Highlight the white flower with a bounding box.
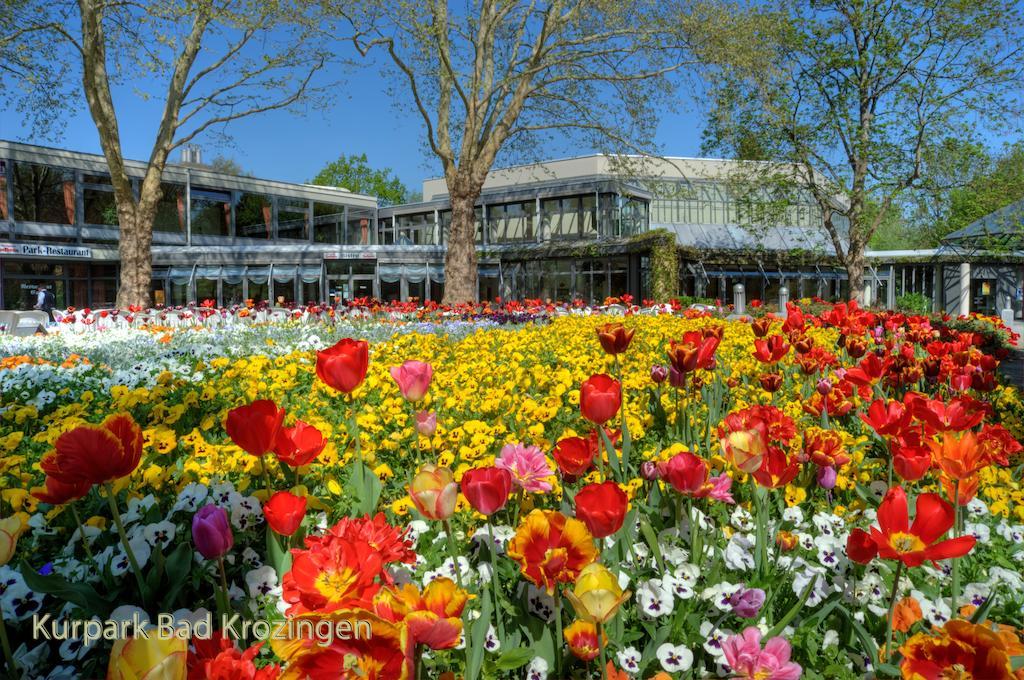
[724,533,756,571]
[987,566,1024,592]
[525,657,549,680]
[996,523,1024,543]
[484,625,501,653]
[823,630,840,648]
[962,583,992,608]
[229,493,263,531]
[814,535,843,570]
[109,537,152,577]
[636,578,675,617]
[142,521,176,548]
[657,642,694,672]
[790,559,832,607]
[965,497,988,517]
[661,544,690,567]
[122,495,157,524]
[109,605,150,627]
[700,620,732,659]
[912,590,952,627]
[701,582,740,611]
[964,522,990,544]
[245,565,281,599]
[730,506,754,531]
[172,482,209,514]
[521,583,555,622]
[782,506,805,527]
[405,520,431,544]
[616,647,642,673]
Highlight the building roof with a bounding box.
[659,221,836,254]
[943,198,1024,249]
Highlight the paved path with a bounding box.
[1000,349,1024,390]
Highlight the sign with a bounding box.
[0,242,92,259]
[323,251,377,261]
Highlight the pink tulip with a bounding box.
[390,360,434,402]
[415,411,437,436]
[495,443,554,493]
[722,627,802,680]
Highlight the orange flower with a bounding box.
[899,619,1024,680]
[929,431,987,480]
[373,578,469,650]
[891,596,923,633]
[41,413,142,488]
[604,661,630,680]
[506,510,598,593]
[565,620,605,662]
[596,323,635,355]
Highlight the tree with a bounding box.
[701,0,1024,301]
[944,142,1024,238]
[310,153,412,206]
[12,0,331,307]
[332,0,708,303]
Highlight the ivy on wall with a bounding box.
[647,230,678,301]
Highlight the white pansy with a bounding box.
[142,521,176,548]
[700,621,732,659]
[730,506,754,531]
[724,533,756,571]
[636,577,675,617]
[172,483,209,514]
[657,642,694,672]
[964,522,990,543]
[782,506,805,527]
[616,647,642,673]
[228,493,263,531]
[525,657,549,680]
[701,581,740,612]
[245,565,281,599]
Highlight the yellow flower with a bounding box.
[106,632,187,680]
[564,562,630,624]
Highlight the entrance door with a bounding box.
[971,279,996,316]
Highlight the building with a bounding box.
[0,139,929,311]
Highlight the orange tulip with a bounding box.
[507,509,598,593]
[596,323,635,355]
[929,431,987,481]
[565,620,605,662]
[373,577,469,650]
[891,596,923,633]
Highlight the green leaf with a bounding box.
[835,606,879,669]
[494,647,535,670]
[598,427,622,481]
[346,461,382,517]
[266,526,293,580]
[20,561,113,618]
[620,407,632,476]
[161,543,193,611]
[639,518,666,573]
[968,594,995,624]
[766,574,817,638]
[466,593,493,680]
[875,663,902,677]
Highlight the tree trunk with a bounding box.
[845,250,865,304]
[442,189,480,304]
[114,200,155,309]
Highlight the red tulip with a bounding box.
[909,396,987,433]
[225,400,285,457]
[892,443,931,481]
[32,475,91,505]
[845,486,976,567]
[752,335,790,364]
[316,338,369,393]
[574,481,628,538]
[660,452,709,496]
[40,413,143,488]
[597,323,635,355]
[552,437,596,479]
[750,316,772,338]
[859,399,911,438]
[758,373,783,393]
[579,374,621,425]
[666,332,719,375]
[461,467,513,516]
[274,420,326,467]
[263,491,307,536]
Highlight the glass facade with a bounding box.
[12,162,75,225]
[650,180,821,229]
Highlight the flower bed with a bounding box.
[0,301,1022,678]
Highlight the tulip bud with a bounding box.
[650,365,669,384]
[728,587,766,618]
[775,530,798,552]
[758,373,783,393]
[192,505,234,560]
[563,562,630,624]
[817,466,837,490]
[415,411,438,436]
[640,461,662,481]
[390,360,434,402]
[668,366,686,389]
[409,464,458,521]
[0,516,23,567]
[816,378,833,396]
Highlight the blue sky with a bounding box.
[0,57,707,195]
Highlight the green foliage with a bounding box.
[895,292,930,314]
[310,153,412,207]
[648,231,679,302]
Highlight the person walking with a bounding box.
[34,284,55,321]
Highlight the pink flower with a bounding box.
[708,475,735,504]
[390,360,433,402]
[495,443,554,493]
[722,627,801,680]
[415,411,437,436]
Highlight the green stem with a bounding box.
[884,561,904,665]
[104,483,148,609]
[597,621,608,679]
[442,519,470,655]
[218,556,231,615]
[951,486,960,616]
[486,517,505,640]
[553,589,564,678]
[70,502,96,564]
[0,607,17,678]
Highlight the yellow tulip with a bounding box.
[409,464,458,521]
[106,633,187,680]
[564,562,630,624]
[0,516,22,566]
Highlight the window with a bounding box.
[397,212,435,245]
[84,188,118,227]
[235,193,272,239]
[277,198,309,241]
[0,162,9,220]
[190,188,230,237]
[13,162,75,224]
[313,203,360,244]
[154,183,186,233]
[488,201,536,243]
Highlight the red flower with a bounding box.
[660,452,709,496]
[845,486,976,568]
[892,442,932,481]
[844,353,892,386]
[751,448,801,489]
[225,400,285,457]
[274,420,326,467]
[460,467,513,516]
[666,332,720,375]
[859,399,911,438]
[752,335,790,364]
[263,491,307,536]
[750,316,773,338]
[40,413,143,488]
[322,514,416,570]
[977,424,1024,466]
[552,437,596,479]
[597,323,635,355]
[316,338,370,393]
[758,373,783,393]
[580,374,621,425]
[31,475,91,505]
[574,481,628,538]
[909,395,987,433]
